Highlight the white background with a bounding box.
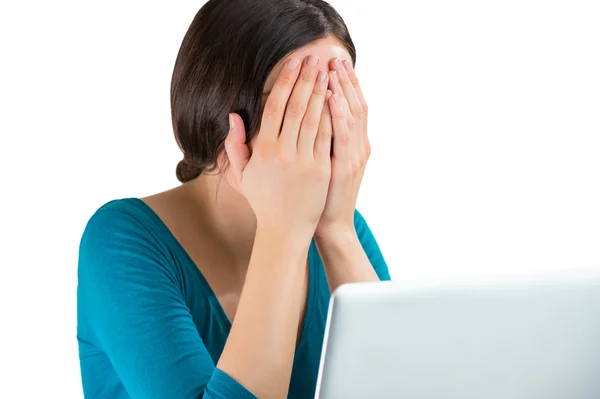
[1,0,599,397]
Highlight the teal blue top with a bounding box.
[77,198,390,398]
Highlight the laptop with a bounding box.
[314,269,600,399]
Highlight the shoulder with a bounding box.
[80,198,160,246]
[78,198,175,282]
[84,197,153,229]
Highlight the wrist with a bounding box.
[314,220,356,240]
[314,224,359,250]
[255,225,313,254]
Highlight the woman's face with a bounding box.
[247,35,352,154]
[261,35,354,108]
[222,35,353,193]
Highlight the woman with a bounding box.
[77,0,390,397]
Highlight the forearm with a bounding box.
[217,227,310,399]
[315,228,379,293]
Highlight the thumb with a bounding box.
[224,113,250,183]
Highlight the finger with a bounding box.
[224,113,250,183]
[330,58,363,123]
[343,59,369,138]
[328,69,354,128]
[314,89,334,161]
[334,93,361,166]
[329,93,352,163]
[279,55,321,154]
[342,60,368,113]
[257,57,301,146]
[298,70,329,159]
[328,75,355,136]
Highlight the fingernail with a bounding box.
[330,71,338,83]
[286,58,300,70]
[326,89,333,99]
[229,114,234,130]
[343,60,353,71]
[318,70,327,82]
[334,58,343,70]
[307,55,319,67]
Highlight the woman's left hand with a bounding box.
[314,58,370,238]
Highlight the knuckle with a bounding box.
[302,114,320,129]
[277,72,297,86]
[358,152,369,168]
[252,145,270,159]
[350,75,360,86]
[362,101,369,114]
[263,102,283,119]
[337,131,351,145]
[316,128,330,141]
[347,117,357,130]
[300,69,315,82]
[332,108,345,119]
[286,102,306,117]
[364,141,372,158]
[351,104,364,119]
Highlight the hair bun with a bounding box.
[176,158,203,183]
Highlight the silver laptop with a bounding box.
[314,269,600,399]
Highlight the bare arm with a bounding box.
[217,229,309,398]
[315,228,379,293]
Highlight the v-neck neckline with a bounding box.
[130,197,318,352]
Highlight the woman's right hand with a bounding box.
[225,55,333,236]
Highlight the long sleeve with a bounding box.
[354,209,391,281]
[77,208,257,399]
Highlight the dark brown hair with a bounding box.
[171,0,356,182]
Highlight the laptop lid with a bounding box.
[315,270,600,399]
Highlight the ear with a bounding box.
[224,113,250,184]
